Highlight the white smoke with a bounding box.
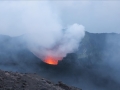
[29,23,85,60]
[0,1,85,61]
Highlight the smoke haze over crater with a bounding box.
[0,1,85,61]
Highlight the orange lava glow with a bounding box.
[44,56,62,65]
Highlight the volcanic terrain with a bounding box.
[0,69,81,90]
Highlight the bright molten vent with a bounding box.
[43,56,62,65]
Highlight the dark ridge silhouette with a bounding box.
[0,32,120,90]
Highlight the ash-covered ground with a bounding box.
[0,69,81,90]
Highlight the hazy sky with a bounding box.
[51,1,120,33]
[0,0,120,36]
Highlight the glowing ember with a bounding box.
[44,56,62,65]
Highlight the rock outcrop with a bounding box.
[0,69,81,90]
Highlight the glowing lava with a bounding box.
[44,56,62,65]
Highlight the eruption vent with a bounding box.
[44,56,62,65]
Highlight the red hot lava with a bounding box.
[43,56,62,65]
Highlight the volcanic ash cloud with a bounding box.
[28,23,85,65]
[23,2,85,64]
[0,1,85,64]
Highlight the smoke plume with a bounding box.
[28,23,85,62]
[0,1,85,62]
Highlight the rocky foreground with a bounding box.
[0,69,82,90]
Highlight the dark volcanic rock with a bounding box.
[0,69,81,90]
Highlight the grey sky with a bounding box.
[0,1,120,36]
[51,1,120,33]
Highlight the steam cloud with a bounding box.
[28,23,85,61]
[0,1,85,61]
